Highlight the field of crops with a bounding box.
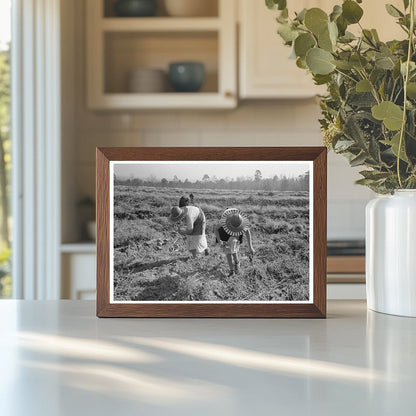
[113,185,310,302]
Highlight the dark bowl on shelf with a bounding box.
[168,62,205,93]
[114,0,158,17]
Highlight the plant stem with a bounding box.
[397,0,415,188]
[334,68,358,84]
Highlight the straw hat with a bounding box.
[221,208,249,236]
[169,206,185,222]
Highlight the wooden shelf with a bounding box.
[101,17,221,32]
[61,242,96,253]
[89,92,235,110]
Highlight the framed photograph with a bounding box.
[96,147,327,318]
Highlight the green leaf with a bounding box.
[296,57,308,69]
[403,0,410,10]
[342,0,363,24]
[350,54,368,70]
[348,92,377,107]
[294,33,316,58]
[334,140,355,151]
[355,178,377,186]
[362,29,376,46]
[378,78,386,100]
[372,101,404,130]
[277,23,298,43]
[350,152,367,167]
[385,4,404,18]
[360,170,392,181]
[371,29,380,42]
[296,8,307,23]
[384,132,409,162]
[328,21,338,44]
[336,15,348,36]
[356,79,372,92]
[313,74,332,85]
[266,0,287,11]
[375,55,395,70]
[306,48,335,75]
[401,61,416,76]
[344,114,367,147]
[333,60,353,70]
[304,8,329,35]
[330,5,342,22]
[407,82,416,99]
[339,31,356,43]
[369,136,382,163]
[318,27,334,52]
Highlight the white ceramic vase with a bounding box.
[366,190,416,317]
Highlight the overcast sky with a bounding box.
[113,161,310,181]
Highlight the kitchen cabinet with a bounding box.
[86,0,237,109]
[238,0,404,99]
[239,0,325,99]
[61,245,96,300]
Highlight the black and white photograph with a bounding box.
[110,161,313,303]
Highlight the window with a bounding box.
[0,0,11,298]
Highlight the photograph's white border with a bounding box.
[109,161,314,304]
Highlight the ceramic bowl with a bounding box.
[168,62,205,92]
[114,0,158,17]
[128,68,167,93]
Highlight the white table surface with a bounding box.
[0,300,415,416]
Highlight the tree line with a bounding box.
[115,170,309,192]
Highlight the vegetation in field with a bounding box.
[113,184,310,302]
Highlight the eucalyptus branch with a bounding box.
[267,0,416,192]
[334,68,358,84]
[390,79,398,101]
[359,69,381,104]
[397,0,415,188]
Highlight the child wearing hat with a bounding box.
[214,208,255,276]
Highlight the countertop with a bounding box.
[0,300,415,415]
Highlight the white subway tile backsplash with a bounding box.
[75,111,134,131]
[178,111,227,130]
[199,129,257,146]
[132,112,180,130]
[142,130,200,147]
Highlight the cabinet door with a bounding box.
[239,0,325,99]
[239,0,404,99]
[62,253,96,300]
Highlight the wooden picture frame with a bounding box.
[96,147,327,318]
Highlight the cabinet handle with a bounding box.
[225,91,234,99]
